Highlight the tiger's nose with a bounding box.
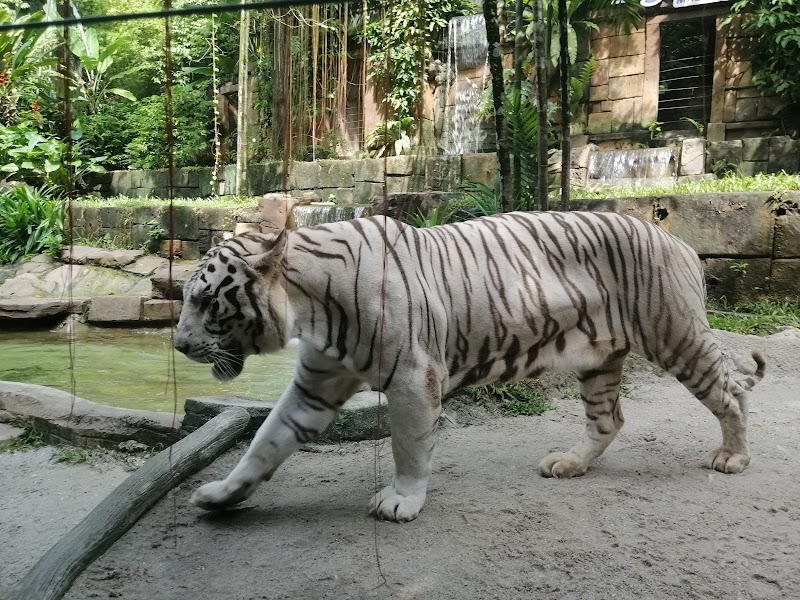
[174,337,190,354]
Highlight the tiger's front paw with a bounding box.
[539,452,589,479]
[190,479,257,511]
[710,448,750,474]
[368,486,426,522]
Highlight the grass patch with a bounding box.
[572,173,800,200]
[465,382,550,417]
[708,299,800,335]
[0,427,45,453]
[76,194,260,209]
[51,446,96,464]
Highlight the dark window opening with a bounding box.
[657,18,716,132]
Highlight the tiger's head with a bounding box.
[173,230,288,381]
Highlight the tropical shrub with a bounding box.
[0,184,64,264]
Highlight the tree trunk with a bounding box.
[8,408,251,600]
[235,4,251,197]
[483,0,513,214]
[559,0,570,211]
[532,0,549,210]
[512,0,524,209]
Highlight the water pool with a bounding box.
[0,328,298,412]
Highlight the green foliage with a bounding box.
[466,382,550,417]
[124,86,213,169]
[0,184,64,264]
[571,172,800,200]
[725,0,800,109]
[729,262,749,277]
[0,426,45,453]
[410,206,446,228]
[365,117,415,158]
[0,121,106,191]
[363,0,473,118]
[708,299,800,336]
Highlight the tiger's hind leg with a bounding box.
[661,336,752,474]
[540,356,626,479]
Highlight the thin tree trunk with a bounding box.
[532,0,549,211]
[235,4,251,197]
[483,0,513,214]
[512,0,523,209]
[558,0,570,210]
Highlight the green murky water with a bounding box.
[0,328,298,412]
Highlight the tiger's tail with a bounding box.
[736,351,766,391]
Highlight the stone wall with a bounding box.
[87,155,499,201]
[588,23,648,134]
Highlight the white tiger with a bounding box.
[173,212,765,522]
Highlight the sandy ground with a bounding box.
[2,329,799,600]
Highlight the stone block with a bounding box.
[355,182,384,204]
[425,155,461,191]
[159,240,181,259]
[611,98,639,131]
[354,159,384,182]
[385,175,412,194]
[247,162,283,195]
[706,141,743,173]
[258,193,293,230]
[318,159,355,188]
[706,122,726,142]
[734,97,758,122]
[703,258,772,302]
[770,259,800,299]
[109,170,131,195]
[741,161,769,177]
[608,55,644,78]
[587,112,612,134]
[774,213,800,258]
[742,137,770,162]
[607,32,645,58]
[86,295,143,322]
[385,155,418,176]
[142,299,182,322]
[757,96,782,120]
[590,85,608,102]
[593,35,611,59]
[657,193,774,256]
[571,144,597,170]
[196,207,236,231]
[461,153,498,187]
[679,138,706,176]
[234,222,261,235]
[590,59,609,87]
[608,74,643,100]
[139,169,170,190]
[180,240,201,260]
[287,161,320,190]
[768,137,800,174]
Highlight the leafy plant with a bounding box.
[708,298,800,335]
[409,206,446,228]
[729,262,749,277]
[0,184,64,264]
[0,426,45,453]
[680,116,705,134]
[466,382,550,417]
[362,0,473,119]
[0,122,106,191]
[365,117,415,158]
[724,0,800,110]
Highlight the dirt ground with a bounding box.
[3,329,799,600]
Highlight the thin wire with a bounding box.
[0,0,348,32]
[163,0,179,552]
[58,0,76,422]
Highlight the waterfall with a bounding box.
[443,14,489,155]
[292,204,369,228]
[587,148,678,188]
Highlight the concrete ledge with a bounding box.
[0,297,90,320]
[181,391,390,443]
[0,382,181,449]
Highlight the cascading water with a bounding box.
[443,14,489,155]
[292,203,369,228]
[587,148,678,188]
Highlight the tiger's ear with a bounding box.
[245,229,287,275]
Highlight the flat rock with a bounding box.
[181,391,389,443]
[61,246,144,268]
[0,297,89,319]
[122,255,169,277]
[0,381,181,448]
[151,261,199,300]
[0,422,25,443]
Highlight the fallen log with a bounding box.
[8,407,250,600]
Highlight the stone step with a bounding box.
[150,261,199,301]
[0,423,26,444]
[181,391,389,443]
